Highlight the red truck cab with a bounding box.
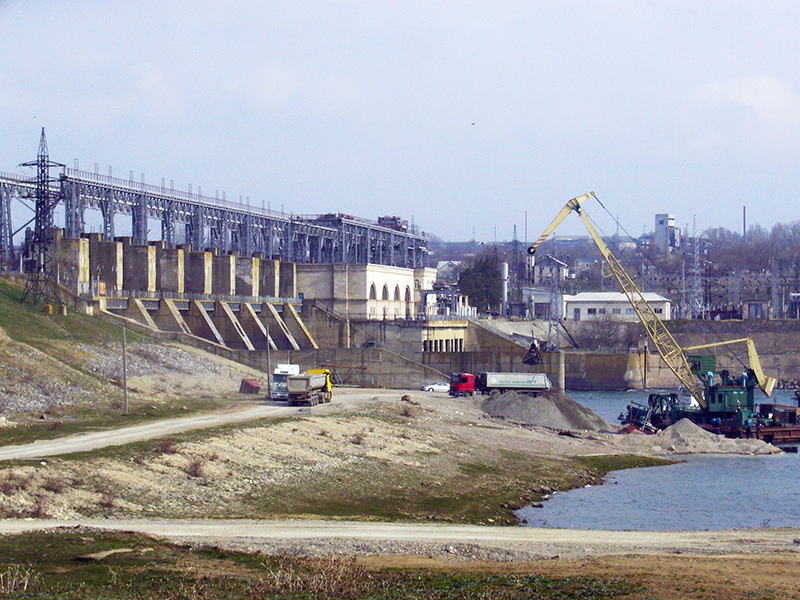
[449,372,474,396]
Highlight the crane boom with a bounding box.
[529,192,706,408]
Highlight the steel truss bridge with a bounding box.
[0,168,428,268]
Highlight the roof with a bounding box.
[564,292,669,303]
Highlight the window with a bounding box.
[612,308,621,314]
[654,308,663,314]
[626,308,634,314]
[598,308,606,315]
[587,308,597,315]
[382,284,389,300]
[369,283,377,300]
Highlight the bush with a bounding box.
[42,476,65,494]
[400,405,417,418]
[156,439,178,454]
[185,459,205,478]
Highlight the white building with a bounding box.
[563,292,671,322]
[296,263,437,320]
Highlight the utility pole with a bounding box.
[546,254,567,351]
[122,324,128,415]
[20,128,65,305]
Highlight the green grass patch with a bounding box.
[0,529,641,599]
[574,454,676,473]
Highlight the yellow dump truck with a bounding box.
[286,368,333,406]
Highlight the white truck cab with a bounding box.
[271,363,300,400]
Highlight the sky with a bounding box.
[2,1,800,243]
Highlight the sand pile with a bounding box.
[653,418,780,455]
[481,391,616,432]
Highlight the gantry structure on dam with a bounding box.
[0,164,428,269]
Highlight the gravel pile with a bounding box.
[654,418,779,454]
[481,391,616,432]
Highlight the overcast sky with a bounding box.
[2,1,799,242]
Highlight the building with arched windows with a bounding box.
[296,263,436,320]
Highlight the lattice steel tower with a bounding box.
[21,128,64,305]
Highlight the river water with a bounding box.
[514,389,800,531]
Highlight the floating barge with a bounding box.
[620,355,800,445]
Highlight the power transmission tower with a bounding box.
[20,128,64,305]
[690,215,703,319]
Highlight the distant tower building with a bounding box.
[654,213,680,252]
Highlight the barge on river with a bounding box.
[620,355,800,445]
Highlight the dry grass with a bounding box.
[0,565,39,595]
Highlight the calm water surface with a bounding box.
[515,389,800,531]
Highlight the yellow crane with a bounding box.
[528,192,706,408]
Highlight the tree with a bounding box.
[458,255,502,313]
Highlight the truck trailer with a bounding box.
[450,371,551,396]
[286,369,333,406]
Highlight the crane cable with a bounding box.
[591,194,751,375]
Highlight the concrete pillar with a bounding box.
[156,246,185,294]
[235,255,259,297]
[212,254,236,296]
[52,229,89,295]
[185,251,213,294]
[118,237,156,292]
[86,232,123,293]
[279,261,296,298]
[260,257,280,297]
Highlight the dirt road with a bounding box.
[0,388,379,461]
[0,403,296,461]
[1,518,798,561]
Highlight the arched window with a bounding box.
[382,284,389,300]
[369,283,377,300]
[394,285,401,301]
[405,286,411,302]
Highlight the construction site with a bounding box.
[0,133,799,599]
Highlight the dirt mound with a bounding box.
[481,391,616,432]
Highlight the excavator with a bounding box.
[529,192,788,439]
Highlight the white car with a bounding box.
[422,382,450,393]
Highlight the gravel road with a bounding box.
[1,518,798,561]
[0,403,297,461]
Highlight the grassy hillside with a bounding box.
[0,277,261,445]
